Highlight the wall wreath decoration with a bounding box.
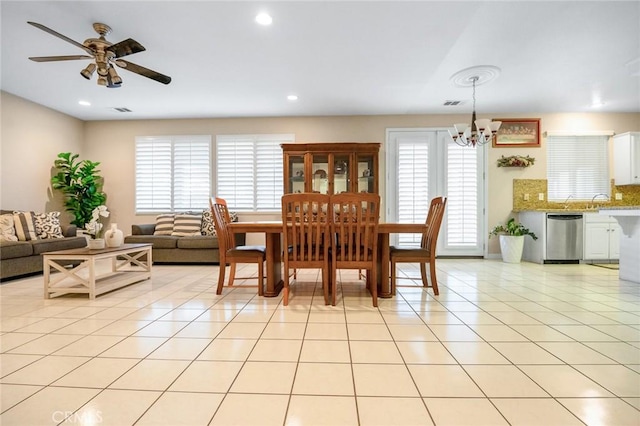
[497,155,535,167]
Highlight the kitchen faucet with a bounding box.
[590,193,610,209]
[563,194,574,210]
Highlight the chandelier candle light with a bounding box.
[448,66,502,147]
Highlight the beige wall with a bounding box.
[0,91,84,219]
[3,90,639,253]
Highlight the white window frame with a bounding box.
[135,135,212,214]
[215,134,294,212]
[546,131,612,201]
[386,128,486,256]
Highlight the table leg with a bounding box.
[88,257,96,300]
[263,232,284,297]
[43,257,51,299]
[378,233,392,298]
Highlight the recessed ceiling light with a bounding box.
[255,13,273,26]
[287,95,298,101]
[78,100,91,106]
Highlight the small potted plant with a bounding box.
[85,205,110,249]
[490,217,538,263]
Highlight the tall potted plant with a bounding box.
[490,217,538,263]
[51,152,106,228]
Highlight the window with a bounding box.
[547,134,610,201]
[216,134,293,211]
[135,136,211,213]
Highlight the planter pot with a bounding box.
[87,238,105,250]
[499,235,525,263]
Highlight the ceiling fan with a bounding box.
[27,21,171,88]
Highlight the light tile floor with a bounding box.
[1,260,639,425]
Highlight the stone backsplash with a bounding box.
[513,179,640,211]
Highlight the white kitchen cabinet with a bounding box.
[613,132,640,185]
[583,213,620,260]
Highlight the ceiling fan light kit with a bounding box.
[27,21,171,88]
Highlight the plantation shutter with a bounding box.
[135,136,211,213]
[397,137,430,245]
[445,140,479,247]
[173,138,211,210]
[216,134,292,211]
[547,134,610,201]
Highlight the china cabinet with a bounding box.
[281,143,380,195]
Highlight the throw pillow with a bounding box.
[229,211,239,223]
[172,213,202,236]
[201,210,216,236]
[0,214,18,242]
[154,214,175,235]
[34,211,64,239]
[12,211,38,241]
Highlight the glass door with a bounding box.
[311,153,330,194]
[356,152,375,193]
[333,154,350,194]
[287,154,305,193]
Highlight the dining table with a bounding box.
[229,221,426,298]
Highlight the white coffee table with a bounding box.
[43,243,152,299]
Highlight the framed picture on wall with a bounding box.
[492,118,541,147]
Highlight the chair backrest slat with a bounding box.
[421,196,447,252]
[330,192,380,263]
[209,198,235,255]
[282,193,330,264]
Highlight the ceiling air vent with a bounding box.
[443,100,462,106]
[111,107,132,113]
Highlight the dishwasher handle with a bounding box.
[547,214,583,220]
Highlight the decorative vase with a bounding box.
[499,235,525,263]
[104,223,124,248]
[88,238,105,250]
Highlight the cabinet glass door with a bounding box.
[333,154,350,193]
[288,154,305,193]
[311,154,330,194]
[356,153,375,193]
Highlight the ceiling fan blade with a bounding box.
[29,55,93,62]
[27,21,94,55]
[106,38,145,58]
[116,60,171,85]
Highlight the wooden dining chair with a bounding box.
[390,196,447,296]
[210,197,266,295]
[330,192,380,306]
[281,193,331,305]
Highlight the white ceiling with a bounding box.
[1,1,639,121]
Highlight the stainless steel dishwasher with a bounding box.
[545,213,583,263]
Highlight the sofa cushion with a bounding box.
[154,214,175,235]
[34,211,64,239]
[177,235,219,249]
[201,210,216,236]
[172,213,202,236]
[31,236,87,255]
[13,211,38,241]
[124,235,178,249]
[0,241,33,259]
[0,214,18,242]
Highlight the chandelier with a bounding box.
[449,68,502,147]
